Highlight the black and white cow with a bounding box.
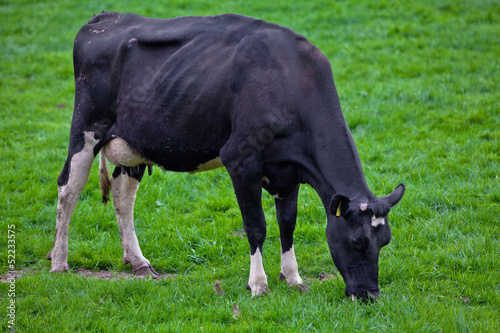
[47,12,405,300]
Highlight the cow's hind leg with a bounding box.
[48,131,98,272]
[110,166,158,277]
[276,186,309,292]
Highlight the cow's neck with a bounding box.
[304,104,374,206]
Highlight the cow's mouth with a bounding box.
[349,289,380,302]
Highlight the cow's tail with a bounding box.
[99,152,111,205]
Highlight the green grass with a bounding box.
[1,0,499,331]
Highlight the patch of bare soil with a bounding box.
[318,273,335,281]
[0,270,30,283]
[214,280,225,295]
[231,231,246,239]
[0,269,177,282]
[303,273,337,284]
[75,268,177,280]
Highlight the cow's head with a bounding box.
[326,184,405,301]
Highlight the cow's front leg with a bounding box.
[222,157,269,296]
[48,131,98,272]
[110,167,158,277]
[240,186,269,296]
[276,186,310,292]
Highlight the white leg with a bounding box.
[48,131,97,272]
[111,172,158,277]
[280,245,302,286]
[280,246,310,292]
[247,248,269,296]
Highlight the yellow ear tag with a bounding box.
[336,203,341,217]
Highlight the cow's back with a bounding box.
[73,12,333,171]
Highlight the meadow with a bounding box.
[0,0,499,331]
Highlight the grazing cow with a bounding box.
[47,12,405,300]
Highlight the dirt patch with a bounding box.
[214,280,225,295]
[76,268,137,280]
[231,231,246,239]
[0,270,30,283]
[0,269,177,282]
[318,273,335,281]
[303,273,337,284]
[75,268,177,281]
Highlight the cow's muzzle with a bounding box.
[347,288,380,302]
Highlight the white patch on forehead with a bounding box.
[188,157,223,174]
[371,215,385,227]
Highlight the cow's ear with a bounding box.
[383,183,405,207]
[330,194,350,217]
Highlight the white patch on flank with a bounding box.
[50,131,99,272]
[248,248,268,296]
[102,137,149,167]
[188,157,223,174]
[280,245,303,287]
[371,215,385,227]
